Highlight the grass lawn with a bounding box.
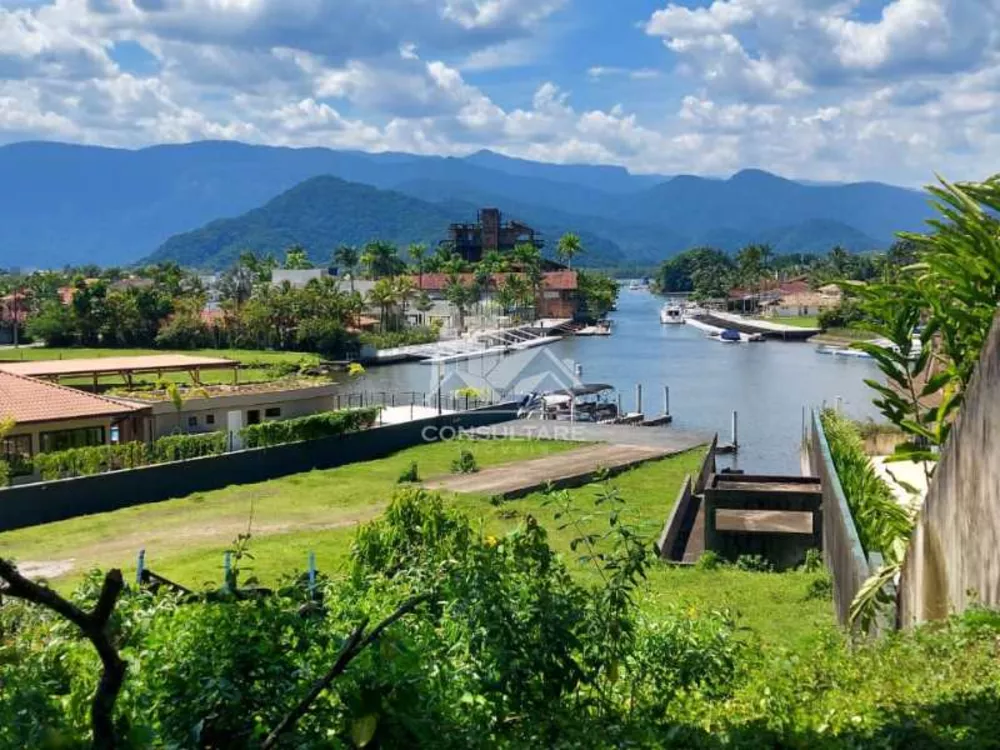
[0,438,834,651]
[778,316,822,328]
[0,347,323,387]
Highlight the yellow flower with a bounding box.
[484,535,499,548]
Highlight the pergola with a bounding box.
[0,354,240,391]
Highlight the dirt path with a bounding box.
[15,505,385,581]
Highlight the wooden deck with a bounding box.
[424,443,673,499]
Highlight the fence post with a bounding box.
[617,391,623,417]
[307,551,316,600]
[663,386,670,416]
[636,384,643,415]
[732,410,739,449]
[136,549,146,586]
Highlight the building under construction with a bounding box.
[445,208,544,264]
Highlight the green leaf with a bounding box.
[351,714,378,748]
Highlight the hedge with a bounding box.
[240,408,379,449]
[819,409,913,557]
[33,433,228,481]
[22,409,379,482]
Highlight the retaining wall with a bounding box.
[803,410,879,628]
[656,436,717,561]
[0,404,519,532]
[899,312,1000,625]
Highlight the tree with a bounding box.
[362,241,404,279]
[393,276,416,329]
[576,271,618,320]
[334,245,360,291]
[367,278,398,332]
[736,244,772,312]
[26,299,75,346]
[282,245,313,270]
[408,243,427,288]
[444,275,475,333]
[556,233,584,270]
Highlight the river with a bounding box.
[337,288,883,474]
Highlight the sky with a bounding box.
[1,0,998,186]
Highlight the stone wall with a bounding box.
[898,312,1000,625]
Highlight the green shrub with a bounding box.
[735,554,773,572]
[799,548,824,573]
[359,326,439,350]
[240,407,379,449]
[805,575,834,601]
[450,449,479,474]
[0,460,10,488]
[695,551,724,571]
[32,434,227,481]
[397,461,420,484]
[820,409,913,557]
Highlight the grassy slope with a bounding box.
[0,439,834,650]
[778,315,822,328]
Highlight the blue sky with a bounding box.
[1,0,998,185]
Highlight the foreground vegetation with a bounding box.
[3,478,999,748]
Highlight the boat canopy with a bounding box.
[547,383,615,398]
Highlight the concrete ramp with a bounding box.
[424,443,672,499]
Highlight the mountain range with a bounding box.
[0,140,935,270]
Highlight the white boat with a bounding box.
[660,304,685,324]
[628,280,641,291]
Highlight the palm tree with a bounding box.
[282,245,313,270]
[363,241,402,279]
[556,233,583,270]
[334,245,360,291]
[393,276,416,329]
[367,278,397,332]
[408,243,427,289]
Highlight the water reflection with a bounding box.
[339,289,882,474]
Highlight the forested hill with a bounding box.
[0,140,935,268]
[144,176,628,270]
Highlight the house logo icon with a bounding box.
[427,346,584,406]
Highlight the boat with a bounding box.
[628,280,641,291]
[660,304,685,324]
[718,328,742,344]
[517,383,619,422]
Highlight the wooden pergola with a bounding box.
[0,354,240,391]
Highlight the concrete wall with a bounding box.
[804,410,879,628]
[146,384,338,439]
[899,312,1000,626]
[0,403,520,532]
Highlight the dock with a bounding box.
[697,312,820,341]
[686,316,764,343]
[373,319,571,365]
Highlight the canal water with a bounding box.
[338,289,883,474]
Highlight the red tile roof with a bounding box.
[413,271,577,292]
[0,371,149,424]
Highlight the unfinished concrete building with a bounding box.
[445,208,544,264]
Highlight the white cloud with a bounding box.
[0,0,998,186]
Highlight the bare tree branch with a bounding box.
[261,592,432,749]
[0,559,126,750]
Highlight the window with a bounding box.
[206,414,216,426]
[40,426,105,453]
[264,407,282,419]
[247,410,261,425]
[2,434,33,476]
[188,416,198,428]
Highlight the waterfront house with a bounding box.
[0,371,151,475]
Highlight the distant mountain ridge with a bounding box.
[0,140,934,269]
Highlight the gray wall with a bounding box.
[0,404,519,532]
[899,312,1000,625]
[804,410,881,629]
